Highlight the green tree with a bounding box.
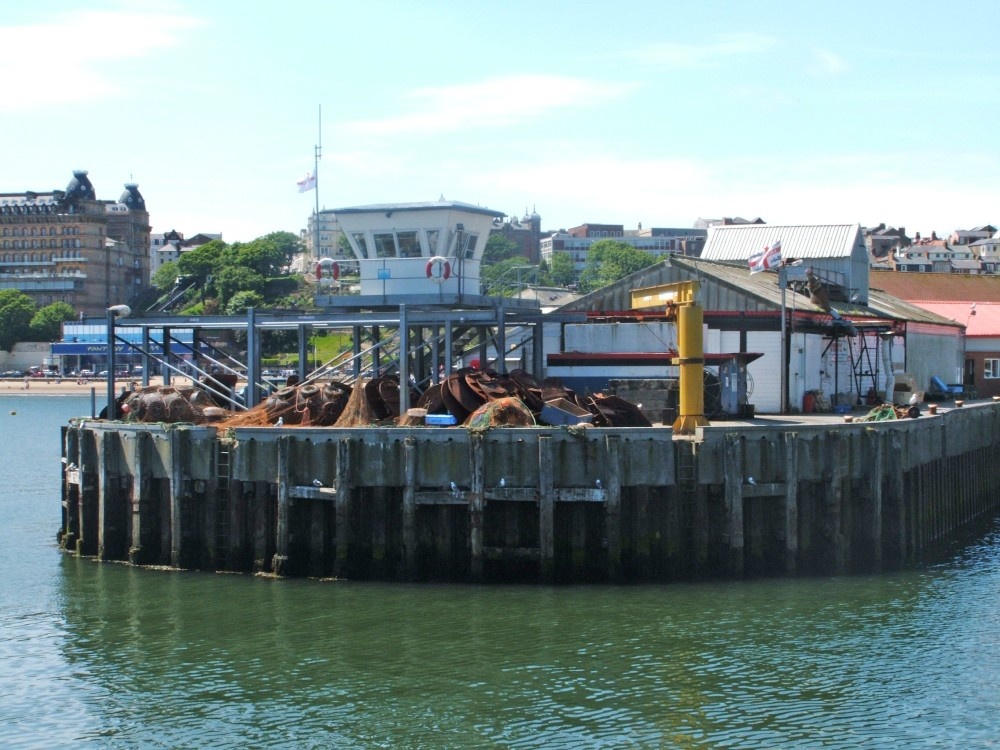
[0,289,36,351]
[233,237,288,278]
[30,302,77,342]
[151,260,181,292]
[577,240,657,293]
[481,257,537,297]
[482,234,520,264]
[177,239,230,285]
[259,231,303,269]
[225,290,266,315]
[547,252,577,287]
[213,266,266,306]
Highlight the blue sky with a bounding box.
[4,1,1000,242]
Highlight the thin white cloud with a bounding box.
[341,75,639,136]
[0,7,204,112]
[625,33,776,69]
[455,150,1000,237]
[811,48,849,76]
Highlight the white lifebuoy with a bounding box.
[426,256,451,283]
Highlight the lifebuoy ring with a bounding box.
[315,260,340,281]
[426,256,451,283]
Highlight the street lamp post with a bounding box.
[106,305,131,419]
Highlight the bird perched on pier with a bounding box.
[312,479,323,488]
[450,481,459,493]
[747,476,756,485]
[499,477,506,488]
[595,479,602,489]
[275,417,284,427]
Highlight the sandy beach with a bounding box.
[0,377,169,397]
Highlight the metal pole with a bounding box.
[779,266,788,414]
[106,308,116,419]
[314,105,322,261]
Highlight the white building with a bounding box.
[319,200,505,300]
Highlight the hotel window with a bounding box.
[985,359,1000,379]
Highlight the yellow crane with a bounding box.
[630,280,709,434]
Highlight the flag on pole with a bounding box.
[297,172,316,193]
[748,240,782,273]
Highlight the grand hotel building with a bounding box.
[0,170,151,316]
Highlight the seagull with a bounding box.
[67,462,77,471]
[499,477,506,488]
[747,476,756,485]
[275,417,284,427]
[595,479,602,489]
[312,479,323,488]
[450,481,459,493]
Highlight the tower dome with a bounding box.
[119,183,146,210]
[64,170,96,203]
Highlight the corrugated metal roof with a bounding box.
[870,270,1000,302]
[702,223,862,263]
[558,256,960,329]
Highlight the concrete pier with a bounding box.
[59,403,1000,582]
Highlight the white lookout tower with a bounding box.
[328,199,505,300]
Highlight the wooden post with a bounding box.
[888,430,905,564]
[829,431,848,574]
[169,429,184,568]
[868,428,884,571]
[129,431,149,565]
[724,433,744,576]
[538,436,555,582]
[784,432,798,574]
[605,436,622,581]
[97,432,114,561]
[273,436,290,576]
[334,439,351,578]
[469,435,485,581]
[60,425,81,551]
[402,437,417,580]
[252,481,269,573]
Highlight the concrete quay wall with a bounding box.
[58,403,1000,583]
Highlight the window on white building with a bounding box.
[985,359,1000,379]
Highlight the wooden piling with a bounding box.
[538,436,554,582]
[58,403,1000,584]
[724,433,744,576]
[273,436,290,576]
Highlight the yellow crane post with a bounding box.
[630,280,709,434]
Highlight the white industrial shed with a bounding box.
[548,225,962,415]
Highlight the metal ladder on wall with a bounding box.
[215,445,231,567]
[675,441,698,536]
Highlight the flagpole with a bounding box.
[314,104,322,260]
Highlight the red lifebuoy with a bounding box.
[316,260,340,281]
[426,256,451,282]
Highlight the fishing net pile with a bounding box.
[417,368,652,428]
[856,402,921,421]
[120,369,652,429]
[120,385,230,425]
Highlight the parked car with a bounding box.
[78,369,95,377]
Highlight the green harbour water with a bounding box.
[2,394,1000,749]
